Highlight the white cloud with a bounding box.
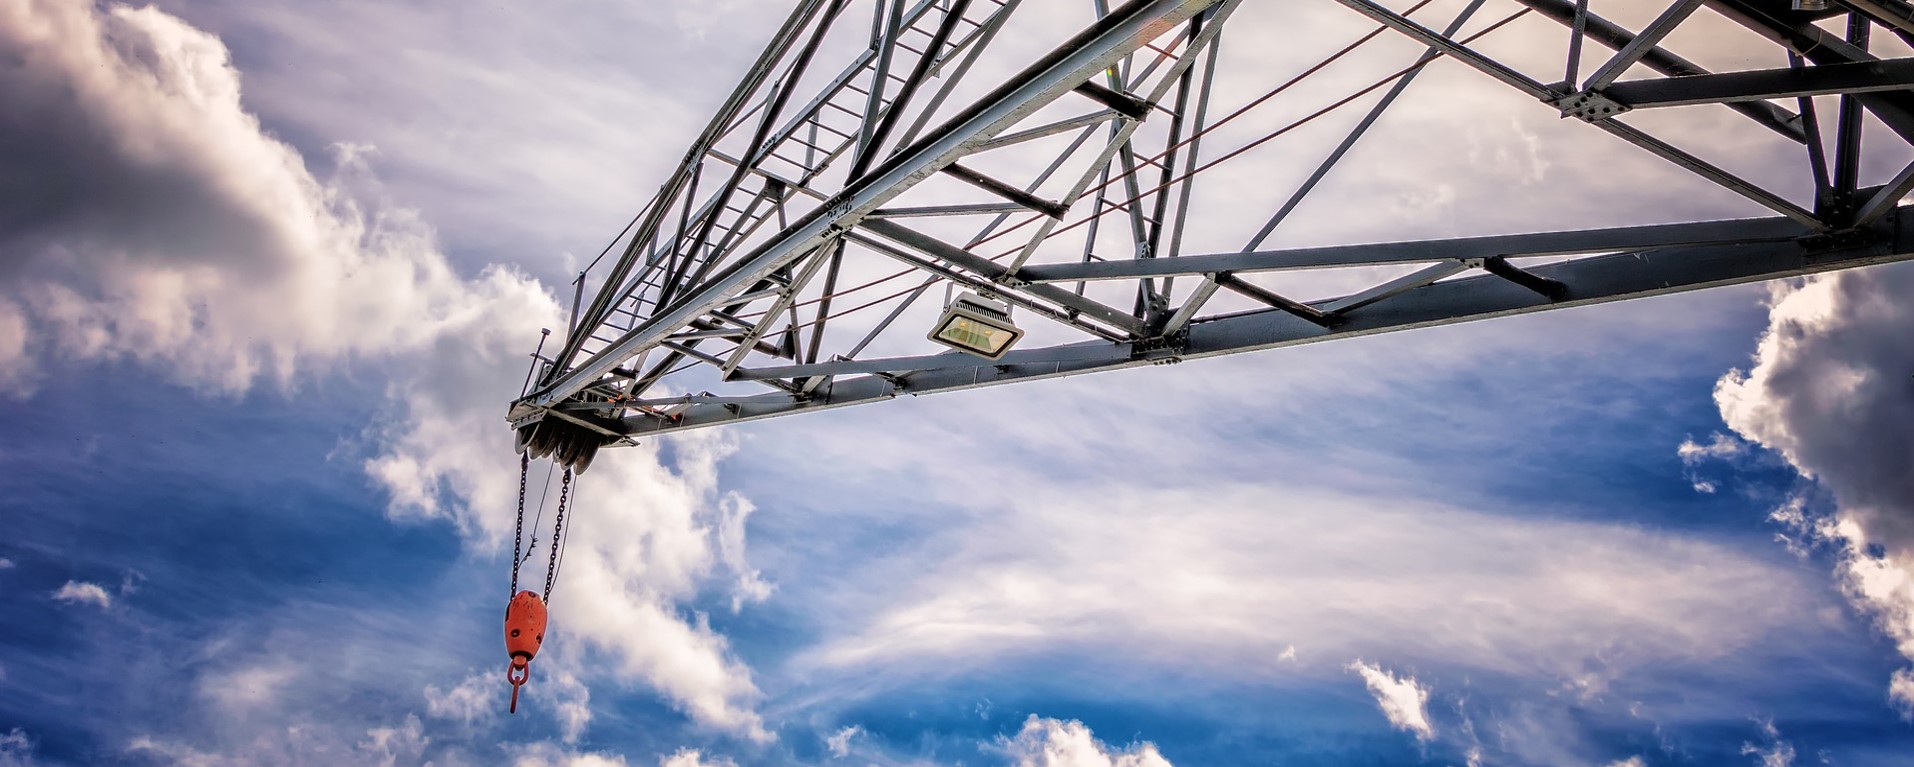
[509,742,633,767]
[0,300,26,394]
[1348,661,1434,741]
[1277,645,1297,663]
[424,672,495,725]
[529,438,772,742]
[717,492,773,613]
[1715,266,1914,711]
[127,736,233,767]
[0,729,34,767]
[1740,719,1795,767]
[1677,433,1745,465]
[1001,715,1172,767]
[198,662,299,715]
[800,480,1827,690]
[429,660,587,741]
[543,671,593,744]
[355,715,428,767]
[129,714,437,767]
[1678,433,1744,495]
[119,569,144,595]
[0,558,14,569]
[824,725,862,758]
[51,581,111,609]
[0,1,531,395]
[1604,758,1646,767]
[659,749,736,767]
[0,0,772,741]
[1891,668,1914,720]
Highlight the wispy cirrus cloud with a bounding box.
[424,672,495,726]
[797,478,1828,685]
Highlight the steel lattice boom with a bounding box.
[509,0,1914,464]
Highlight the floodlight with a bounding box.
[928,292,1023,360]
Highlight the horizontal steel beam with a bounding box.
[1604,58,1914,108]
[1015,216,1808,282]
[614,208,1914,436]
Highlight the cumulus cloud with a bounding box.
[824,725,862,758]
[1001,716,1172,767]
[1715,266,1914,708]
[1349,661,1434,741]
[0,0,541,394]
[0,0,771,740]
[51,580,111,609]
[1717,268,1914,557]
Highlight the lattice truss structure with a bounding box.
[510,0,1914,456]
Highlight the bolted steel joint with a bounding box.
[1552,91,1630,122]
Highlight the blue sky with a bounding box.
[4,1,1914,766]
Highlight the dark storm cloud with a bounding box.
[0,1,306,281]
[1718,264,1914,559]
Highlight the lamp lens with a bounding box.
[937,316,1014,354]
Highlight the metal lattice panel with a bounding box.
[509,0,1914,460]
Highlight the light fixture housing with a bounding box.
[927,292,1024,360]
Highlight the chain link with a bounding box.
[544,467,572,601]
[512,451,528,597]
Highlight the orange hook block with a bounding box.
[504,590,547,714]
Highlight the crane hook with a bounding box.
[504,590,548,714]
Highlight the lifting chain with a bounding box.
[543,467,572,602]
[512,451,528,597]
